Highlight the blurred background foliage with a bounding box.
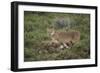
[24,11,90,61]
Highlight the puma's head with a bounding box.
[47,28,55,36]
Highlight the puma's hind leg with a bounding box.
[63,43,69,49]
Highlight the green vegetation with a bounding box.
[24,11,90,61]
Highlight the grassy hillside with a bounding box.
[24,11,90,61]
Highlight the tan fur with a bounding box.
[47,28,80,48]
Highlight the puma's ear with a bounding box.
[47,28,54,33]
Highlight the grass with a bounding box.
[24,11,90,62]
